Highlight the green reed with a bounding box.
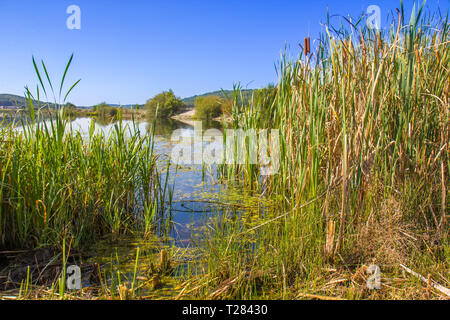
[205,2,448,298]
[0,57,166,250]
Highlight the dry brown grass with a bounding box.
[352,197,421,266]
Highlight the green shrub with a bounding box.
[194,95,223,119]
[145,90,185,118]
[93,103,119,118]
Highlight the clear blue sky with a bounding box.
[0,0,448,106]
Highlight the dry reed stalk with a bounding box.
[400,264,450,298]
[438,160,447,237]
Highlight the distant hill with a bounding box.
[182,89,255,108]
[0,94,32,108]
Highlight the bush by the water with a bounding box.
[145,90,185,118]
[63,102,78,117]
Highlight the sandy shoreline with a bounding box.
[171,108,232,125]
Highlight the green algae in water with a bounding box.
[83,235,201,299]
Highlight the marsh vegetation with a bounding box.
[0,3,448,300]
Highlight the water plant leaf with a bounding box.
[59,53,74,100]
